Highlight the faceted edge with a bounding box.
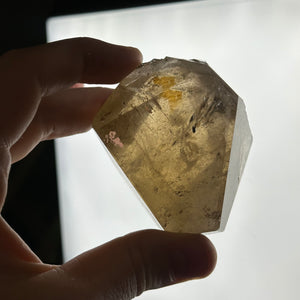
[98,136,164,230]
[219,97,253,231]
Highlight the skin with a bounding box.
[0,37,217,300]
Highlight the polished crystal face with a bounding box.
[93,57,252,233]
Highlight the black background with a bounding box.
[0,0,183,264]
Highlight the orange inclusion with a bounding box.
[153,76,182,105]
[161,90,182,103]
[153,76,176,89]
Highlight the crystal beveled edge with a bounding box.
[219,97,253,231]
[96,135,163,230]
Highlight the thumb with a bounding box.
[58,229,217,299]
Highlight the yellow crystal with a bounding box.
[93,57,252,233]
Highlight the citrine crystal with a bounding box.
[93,57,252,233]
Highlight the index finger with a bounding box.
[32,37,143,92]
[0,37,142,147]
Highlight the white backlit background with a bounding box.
[47,0,300,299]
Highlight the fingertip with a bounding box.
[117,46,143,75]
[127,46,143,65]
[196,234,217,278]
[80,40,143,84]
[170,233,217,283]
[126,230,217,286]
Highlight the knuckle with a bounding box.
[126,241,147,297]
[0,149,10,210]
[0,136,10,149]
[124,229,173,294]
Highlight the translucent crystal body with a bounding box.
[93,57,252,233]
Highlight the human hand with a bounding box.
[0,38,217,299]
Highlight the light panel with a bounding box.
[47,1,300,299]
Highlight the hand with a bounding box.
[0,38,217,299]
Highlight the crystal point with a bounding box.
[93,57,252,233]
